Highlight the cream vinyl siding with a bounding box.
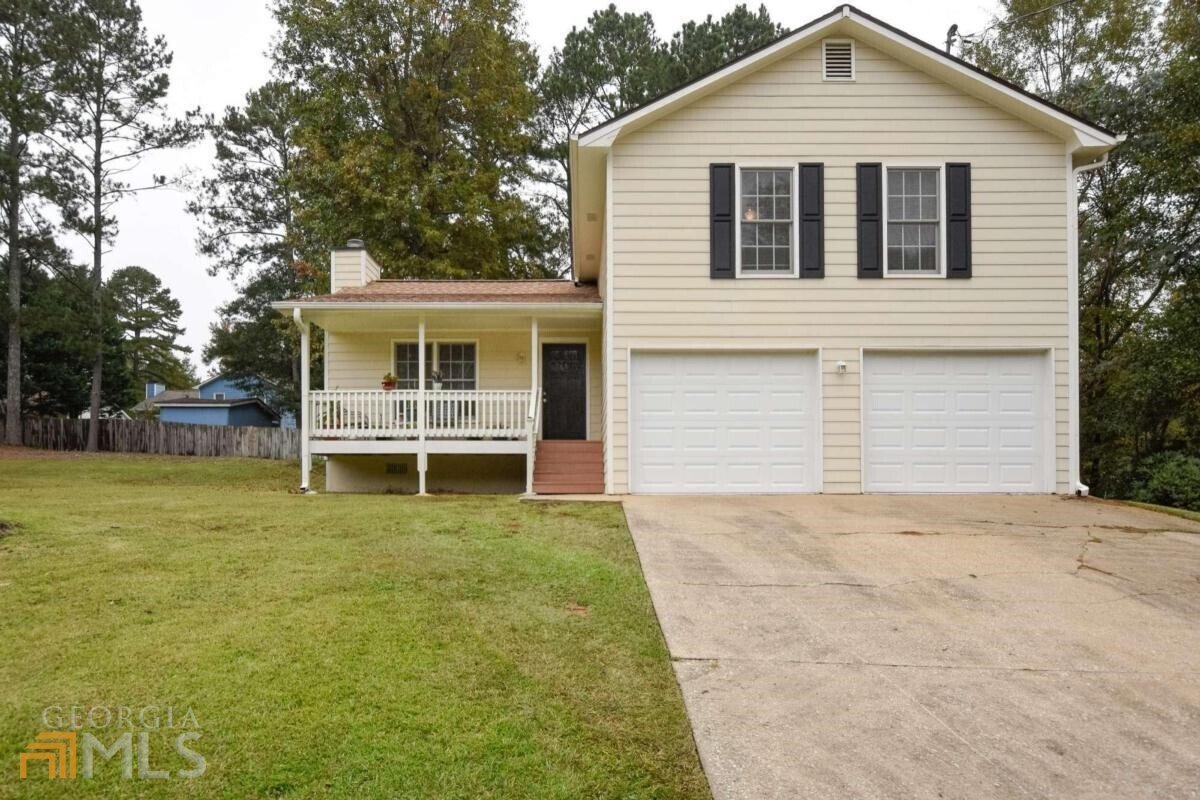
[324,328,603,440]
[608,40,1071,493]
[330,250,362,291]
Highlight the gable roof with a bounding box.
[197,372,278,392]
[568,4,1120,282]
[130,388,197,413]
[578,4,1116,148]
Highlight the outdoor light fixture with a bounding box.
[836,360,847,374]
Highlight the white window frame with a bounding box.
[391,339,480,390]
[822,39,856,82]
[882,162,946,279]
[734,164,799,278]
[212,392,226,401]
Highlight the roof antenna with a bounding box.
[945,24,959,55]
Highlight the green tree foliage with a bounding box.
[664,4,785,87]
[534,4,785,259]
[48,0,201,447]
[203,265,315,416]
[106,265,195,389]
[0,0,71,441]
[189,81,301,282]
[187,80,316,411]
[965,0,1200,502]
[0,246,134,417]
[272,0,554,280]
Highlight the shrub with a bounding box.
[1130,452,1200,511]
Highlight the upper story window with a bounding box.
[738,168,794,275]
[394,342,477,390]
[212,392,226,400]
[885,167,941,275]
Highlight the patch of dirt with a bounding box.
[565,603,590,617]
[0,520,15,535]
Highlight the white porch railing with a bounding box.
[309,389,534,440]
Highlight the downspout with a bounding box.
[1067,148,1113,497]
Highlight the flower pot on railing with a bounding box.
[381,372,398,391]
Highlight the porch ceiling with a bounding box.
[282,305,601,333]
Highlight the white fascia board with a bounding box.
[270,301,602,314]
[847,14,1117,147]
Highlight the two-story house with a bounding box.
[274,5,1119,496]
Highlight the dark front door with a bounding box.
[542,343,587,440]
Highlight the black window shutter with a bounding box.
[710,163,735,279]
[946,162,972,279]
[798,163,824,278]
[856,163,883,278]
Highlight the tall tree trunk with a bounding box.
[4,127,21,446]
[85,116,103,451]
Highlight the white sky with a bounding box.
[101,0,993,375]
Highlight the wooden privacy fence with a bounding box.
[1,416,299,460]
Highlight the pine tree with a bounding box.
[47,0,201,449]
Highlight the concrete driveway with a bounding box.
[623,495,1200,799]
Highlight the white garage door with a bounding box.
[863,352,1053,493]
[630,352,820,493]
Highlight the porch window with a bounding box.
[394,342,477,390]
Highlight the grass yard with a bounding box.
[0,450,709,799]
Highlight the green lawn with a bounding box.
[0,451,709,799]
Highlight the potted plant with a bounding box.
[381,372,397,390]
[429,370,444,390]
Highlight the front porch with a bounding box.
[276,278,603,494]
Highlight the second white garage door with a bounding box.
[862,351,1053,493]
[630,352,820,494]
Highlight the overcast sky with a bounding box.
[101,0,993,375]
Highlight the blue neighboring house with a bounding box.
[155,373,294,429]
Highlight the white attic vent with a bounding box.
[823,40,855,81]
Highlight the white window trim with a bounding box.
[391,338,480,390]
[822,38,856,82]
[882,162,946,279]
[734,164,799,279]
[212,392,226,400]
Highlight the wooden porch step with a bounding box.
[535,441,603,452]
[533,440,603,495]
[534,484,606,495]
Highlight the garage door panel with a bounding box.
[631,352,820,494]
[864,352,1051,493]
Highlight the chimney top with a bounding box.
[345,238,365,249]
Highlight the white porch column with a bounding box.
[294,308,312,492]
[527,316,539,494]
[530,316,539,390]
[417,315,427,495]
